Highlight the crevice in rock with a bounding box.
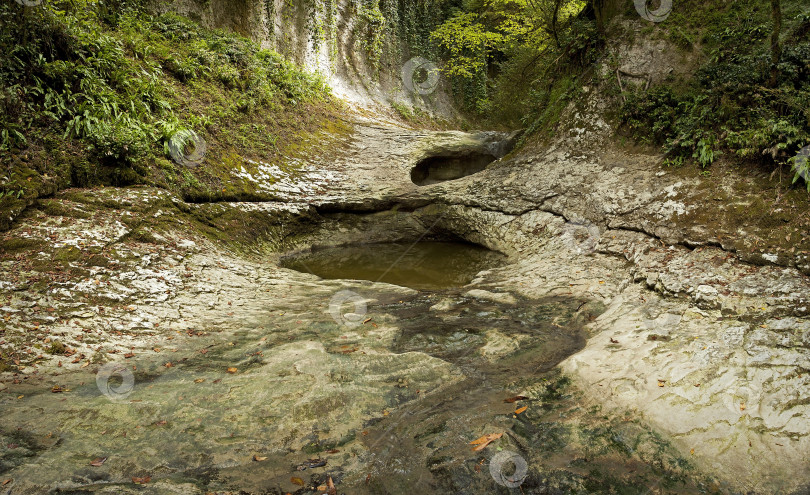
[410,151,498,186]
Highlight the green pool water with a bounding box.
[280,241,507,290]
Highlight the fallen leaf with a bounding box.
[194,378,205,383]
[503,395,527,403]
[90,457,107,467]
[469,432,503,451]
[514,406,528,415]
[131,476,151,484]
[226,367,237,374]
[51,386,67,393]
[1,479,10,486]
[290,477,305,486]
[253,455,268,461]
[80,361,90,368]
[327,476,337,495]
[325,449,340,454]
[740,403,746,411]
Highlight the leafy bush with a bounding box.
[618,0,809,183]
[0,1,331,182]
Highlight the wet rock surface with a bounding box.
[1,115,809,493]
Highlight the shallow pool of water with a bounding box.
[280,241,506,290]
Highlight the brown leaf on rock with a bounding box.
[327,476,337,495]
[132,476,151,484]
[469,432,503,451]
[89,457,107,467]
[514,406,528,415]
[290,477,305,486]
[253,455,268,461]
[226,367,237,374]
[504,396,527,403]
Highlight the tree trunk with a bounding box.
[769,0,782,87]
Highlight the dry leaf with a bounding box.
[226,367,237,374]
[469,432,503,451]
[514,406,528,415]
[503,395,527,403]
[253,455,268,461]
[1,479,10,486]
[132,476,151,484]
[90,457,107,467]
[290,477,305,486]
[327,476,337,495]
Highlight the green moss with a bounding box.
[0,237,45,255]
[47,341,66,355]
[53,247,83,262]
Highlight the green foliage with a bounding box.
[429,0,593,122]
[0,0,331,182]
[619,0,810,181]
[0,171,25,201]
